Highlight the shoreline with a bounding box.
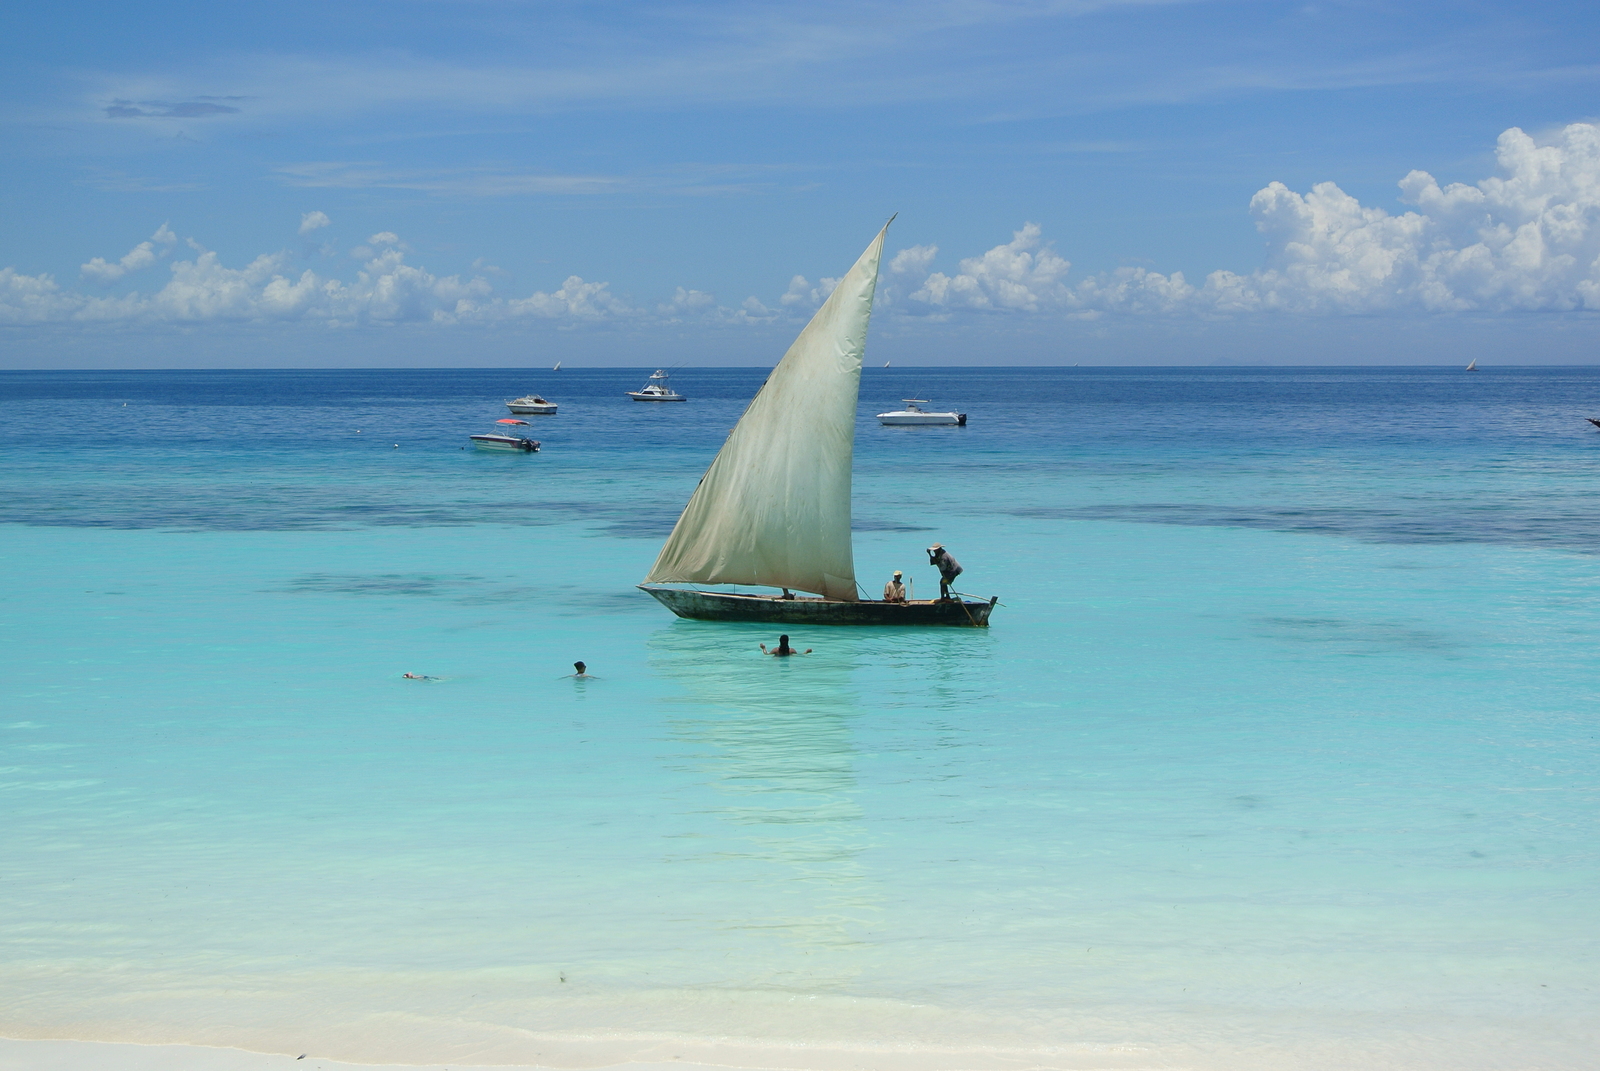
[0,1036,1167,1071]
[0,1039,694,1071]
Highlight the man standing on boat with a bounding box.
[883,571,906,603]
[927,544,962,599]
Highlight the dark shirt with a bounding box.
[929,549,963,580]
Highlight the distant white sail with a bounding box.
[643,223,888,600]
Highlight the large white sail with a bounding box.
[643,223,888,600]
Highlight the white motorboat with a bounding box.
[470,419,541,452]
[506,394,557,414]
[628,370,686,402]
[877,399,966,426]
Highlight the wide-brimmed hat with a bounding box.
[928,543,943,551]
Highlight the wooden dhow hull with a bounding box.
[640,585,996,627]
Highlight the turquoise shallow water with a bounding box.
[2,368,1598,1069]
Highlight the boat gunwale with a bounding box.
[639,584,995,627]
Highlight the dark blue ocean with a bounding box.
[2,367,1597,1070]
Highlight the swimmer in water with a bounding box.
[760,635,811,657]
[570,661,597,679]
[402,672,439,681]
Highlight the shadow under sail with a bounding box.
[639,220,998,627]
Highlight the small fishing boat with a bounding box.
[506,394,557,414]
[877,399,966,426]
[470,419,541,452]
[639,220,998,627]
[628,370,686,402]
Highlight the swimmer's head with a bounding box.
[574,661,586,673]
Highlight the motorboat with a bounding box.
[470,419,541,452]
[638,219,998,628]
[471,433,540,451]
[628,370,686,402]
[506,394,557,414]
[877,399,966,426]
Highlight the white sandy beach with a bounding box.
[0,1037,1183,1071]
[0,1039,703,1071]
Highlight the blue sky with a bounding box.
[4,0,1600,366]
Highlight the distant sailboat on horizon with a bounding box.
[638,219,998,627]
[553,361,561,371]
[1466,359,1478,371]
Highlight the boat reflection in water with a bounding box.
[646,624,878,986]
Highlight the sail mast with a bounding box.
[642,222,890,600]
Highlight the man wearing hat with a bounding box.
[927,544,962,599]
[883,570,907,603]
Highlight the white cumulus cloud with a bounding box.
[79,223,178,284]
[659,286,717,316]
[779,274,841,309]
[0,268,83,323]
[909,223,1072,312]
[17,123,1600,334]
[1233,122,1600,314]
[469,275,634,322]
[890,123,1600,319]
[655,286,778,324]
[889,244,938,276]
[4,236,638,327]
[298,211,331,235]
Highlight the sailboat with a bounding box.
[1466,359,1478,371]
[638,221,998,627]
[553,361,561,371]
